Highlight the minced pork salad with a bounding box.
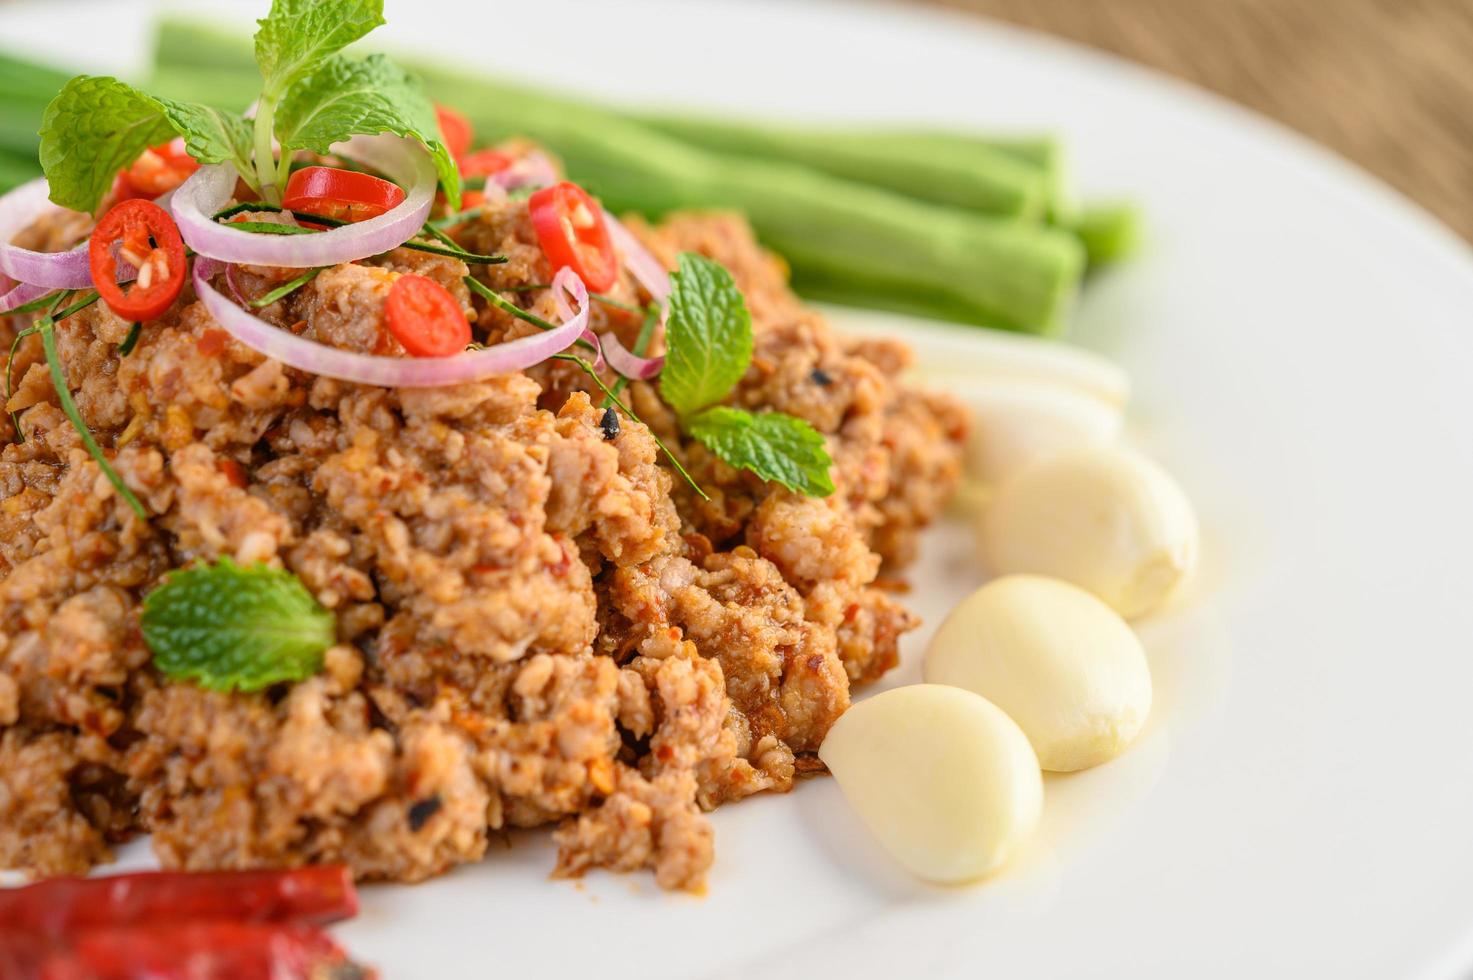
[0,0,964,898]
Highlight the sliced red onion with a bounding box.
[224,263,250,307]
[602,209,671,305]
[194,259,590,387]
[547,271,607,371]
[0,278,52,314]
[171,134,435,269]
[0,178,94,289]
[600,330,664,380]
[496,151,559,191]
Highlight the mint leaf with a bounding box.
[687,406,835,497]
[254,0,384,98]
[156,98,254,176]
[39,76,177,212]
[659,253,753,418]
[39,76,251,212]
[276,53,460,208]
[141,558,336,692]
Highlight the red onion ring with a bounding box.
[600,330,664,380]
[547,273,608,371]
[195,259,590,387]
[496,152,559,191]
[0,178,94,289]
[170,135,435,269]
[224,263,250,307]
[0,278,52,314]
[602,209,670,305]
[594,210,667,380]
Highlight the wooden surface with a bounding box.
[923,0,1473,242]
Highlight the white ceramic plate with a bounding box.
[6,1,1473,977]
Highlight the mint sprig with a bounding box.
[659,252,833,497]
[275,53,458,207]
[38,0,460,213]
[687,406,835,496]
[141,558,335,692]
[660,253,753,418]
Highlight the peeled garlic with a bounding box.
[925,575,1152,771]
[957,379,1123,485]
[981,447,1198,619]
[819,684,1043,884]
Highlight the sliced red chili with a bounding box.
[88,199,187,322]
[435,105,473,161]
[35,921,363,980]
[115,140,199,201]
[0,866,358,936]
[282,166,406,224]
[385,275,471,357]
[528,181,617,291]
[459,149,513,180]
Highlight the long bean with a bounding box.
[631,113,1050,220]
[143,19,1101,331]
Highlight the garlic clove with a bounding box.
[980,447,1199,619]
[924,575,1152,771]
[818,684,1043,884]
[954,379,1123,485]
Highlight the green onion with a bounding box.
[428,206,485,230]
[42,322,147,519]
[250,267,323,308]
[226,221,320,236]
[211,201,281,221]
[118,322,142,356]
[399,240,506,264]
[5,324,41,440]
[464,276,561,332]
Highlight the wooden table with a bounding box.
[923,0,1473,242]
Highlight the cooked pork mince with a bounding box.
[0,181,964,890]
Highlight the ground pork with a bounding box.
[0,162,964,891]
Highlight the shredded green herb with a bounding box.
[213,206,504,264]
[211,201,280,221]
[399,239,505,264]
[53,291,100,321]
[117,322,142,356]
[41,316,148,519]
[227,221,320,236]
[592,292,642,314]
[428,206,484,230]
[487,281,644,313]
[5,324,41,440]
[464,276,559,332]
[419,221,462,250]
[250,267,323,307]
